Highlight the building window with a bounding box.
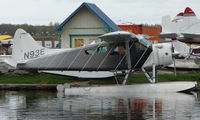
[75,39,84,48]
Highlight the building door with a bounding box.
[75,39,84,48]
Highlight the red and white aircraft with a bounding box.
[160,7,200,57]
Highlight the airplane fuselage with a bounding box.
[17,40,152,71]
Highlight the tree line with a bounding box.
[0,23,161,36]
[0,23,161,41]
[0,23,59,37]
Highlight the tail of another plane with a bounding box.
[162,15,174,33]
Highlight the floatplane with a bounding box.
[0,28,197,94]
[0,35,12,55]
[160,7,200,69]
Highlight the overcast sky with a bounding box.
[0,0,199,25]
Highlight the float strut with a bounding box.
[142,64,158,84]
[123,70,133,85]
[141,67,153,83]
[152,63,158,83]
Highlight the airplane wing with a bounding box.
[181,33,200,38]
[159,33,178,38]
[178,33,200,44]
[160,32,200,44]
[159,33,200,39]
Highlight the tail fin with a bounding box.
[162,15,172,32]
[5,28,65,68]
[4,28,46,68]
[162,15,181,33]
[12,28,45,62]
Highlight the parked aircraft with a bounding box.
[0,35,12,41]
[160,7,200,56]
[0,35,12,55]
[159,7,200,69]
[1,29,173,84]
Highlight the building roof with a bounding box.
[54,2,121,32]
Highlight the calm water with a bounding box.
[0,91,200,120]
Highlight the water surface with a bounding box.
[0,91,200,120]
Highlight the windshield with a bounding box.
[137,37,151,48]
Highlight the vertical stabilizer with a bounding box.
[5,29,46,68]
[6,28,66,68]
[12,29,45,62]
[162,15,173,33]
[172,12,184,22]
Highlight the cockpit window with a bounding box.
[98,46,107,53]
[130,37,151,50]
[111,42,126,55]
[85,49,94,55]
[118,45,126,54]
[138,38,151,48]
[113,46,118,52]
[135,41,146,50]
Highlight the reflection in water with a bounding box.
[0,91,199,120]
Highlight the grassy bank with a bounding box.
[0,73,199,84]
[0,74,76,84]
[89,73,200,84]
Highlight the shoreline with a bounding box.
[0,84,58,91]
[0,70,199,91]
